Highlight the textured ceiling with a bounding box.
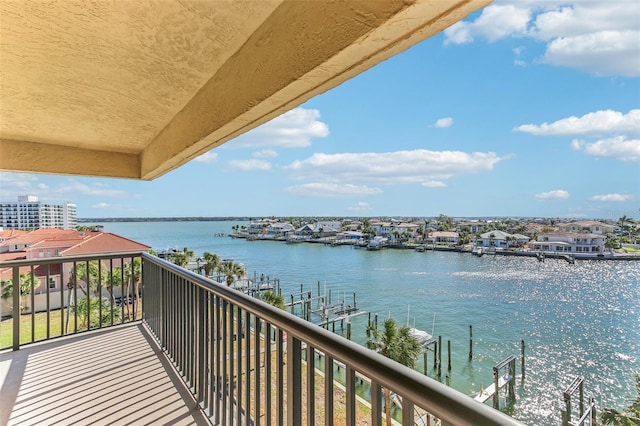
[0,0,491,180]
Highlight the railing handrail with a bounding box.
[142,253,524,425]
[0,251,147,268]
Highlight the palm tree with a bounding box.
[122,258,142,320]
[1,273,36,313]
[601,373,640,425]
[218,261,246,287]
[170,246,193,267]
[367,317,423,426]
[69,260,108,297]
[202,251,221,277]
[260,291,286,310]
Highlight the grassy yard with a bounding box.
[0,309,65,349]
[0,303,141,349]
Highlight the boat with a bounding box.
[407,308,436,347]
[366,236,387,251]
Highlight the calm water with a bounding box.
[103,221,639,424]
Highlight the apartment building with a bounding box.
[0,196,77,230]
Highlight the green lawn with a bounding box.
[0,309,66,349]
[1,302,142,349]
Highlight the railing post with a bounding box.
[12,266,20,350]
[287,334,302,426]
[371,380,382,426]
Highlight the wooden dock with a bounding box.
[474,374,511,403]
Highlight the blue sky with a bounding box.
[2,0,639,220]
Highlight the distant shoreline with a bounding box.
[79,217,252,223]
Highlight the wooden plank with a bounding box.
[474,376,510,403]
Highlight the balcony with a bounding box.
[1,252,523,426]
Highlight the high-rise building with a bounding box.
[0,196,77,230]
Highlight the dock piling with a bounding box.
[521,339,525,379]
[469,325,473,360]
[447,340,452,371]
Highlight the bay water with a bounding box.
[102,220,639,424]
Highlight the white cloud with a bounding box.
[433,117,453,128]
[228,107,329,148]
[589,193,633,202]
[444,2,640,76]
[444,4,531,44]
[284,150,507,184]
[285,183,382,197]
[515,109,640,136]
[226,159,272,171]
[253,149,278,158]
[347,201,373,212]
[535,189,570,201]
[0,173,139,205]
[54,180,140,199]
[193,152,219,163]
[0,172,38,199]
[542,30,640,77]
[91,202,110,208]
[421,180,447,188]
[571,136,640,162]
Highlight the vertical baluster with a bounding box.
[265,323,272,426]
[287,333,302,426]
[254,317,262,426]
[244,310,251,426]
[30,265,35,342]
[229,303,235,425]
[236,306,243,426]
[307,346,315,426]
[277,328,284,426]
[44,264,50,338]
[12,266,19,350]
[345,366,356,425]
[371,380,382,426]
[222,300,228,426]
[325,354,334,426]
[402,396,415,426]
[97,260,102,329]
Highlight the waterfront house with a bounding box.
[0,1,522,424]
[528,232,606,255]
[426,231,459,246]
[265,222,295,238]
[247,218,276,235]
[477,230,529,248]
[557,220,614,235]
[296,221,341,238]
[457,221,485,235]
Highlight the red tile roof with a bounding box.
[60,233,150,255]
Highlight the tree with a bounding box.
[170,246,194,267]
[260,291,286,310]
[218,261,246,287]
[69,261,108,297]
[367,317,423,426]
[619,215,629,230]
[1,273,36,313]
[70,296,121,329]
[202,252,221,277]
[606,236,621,249]
[122,258,142,320]
[601,373,640,425]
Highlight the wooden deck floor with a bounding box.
[0,322,210,426]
